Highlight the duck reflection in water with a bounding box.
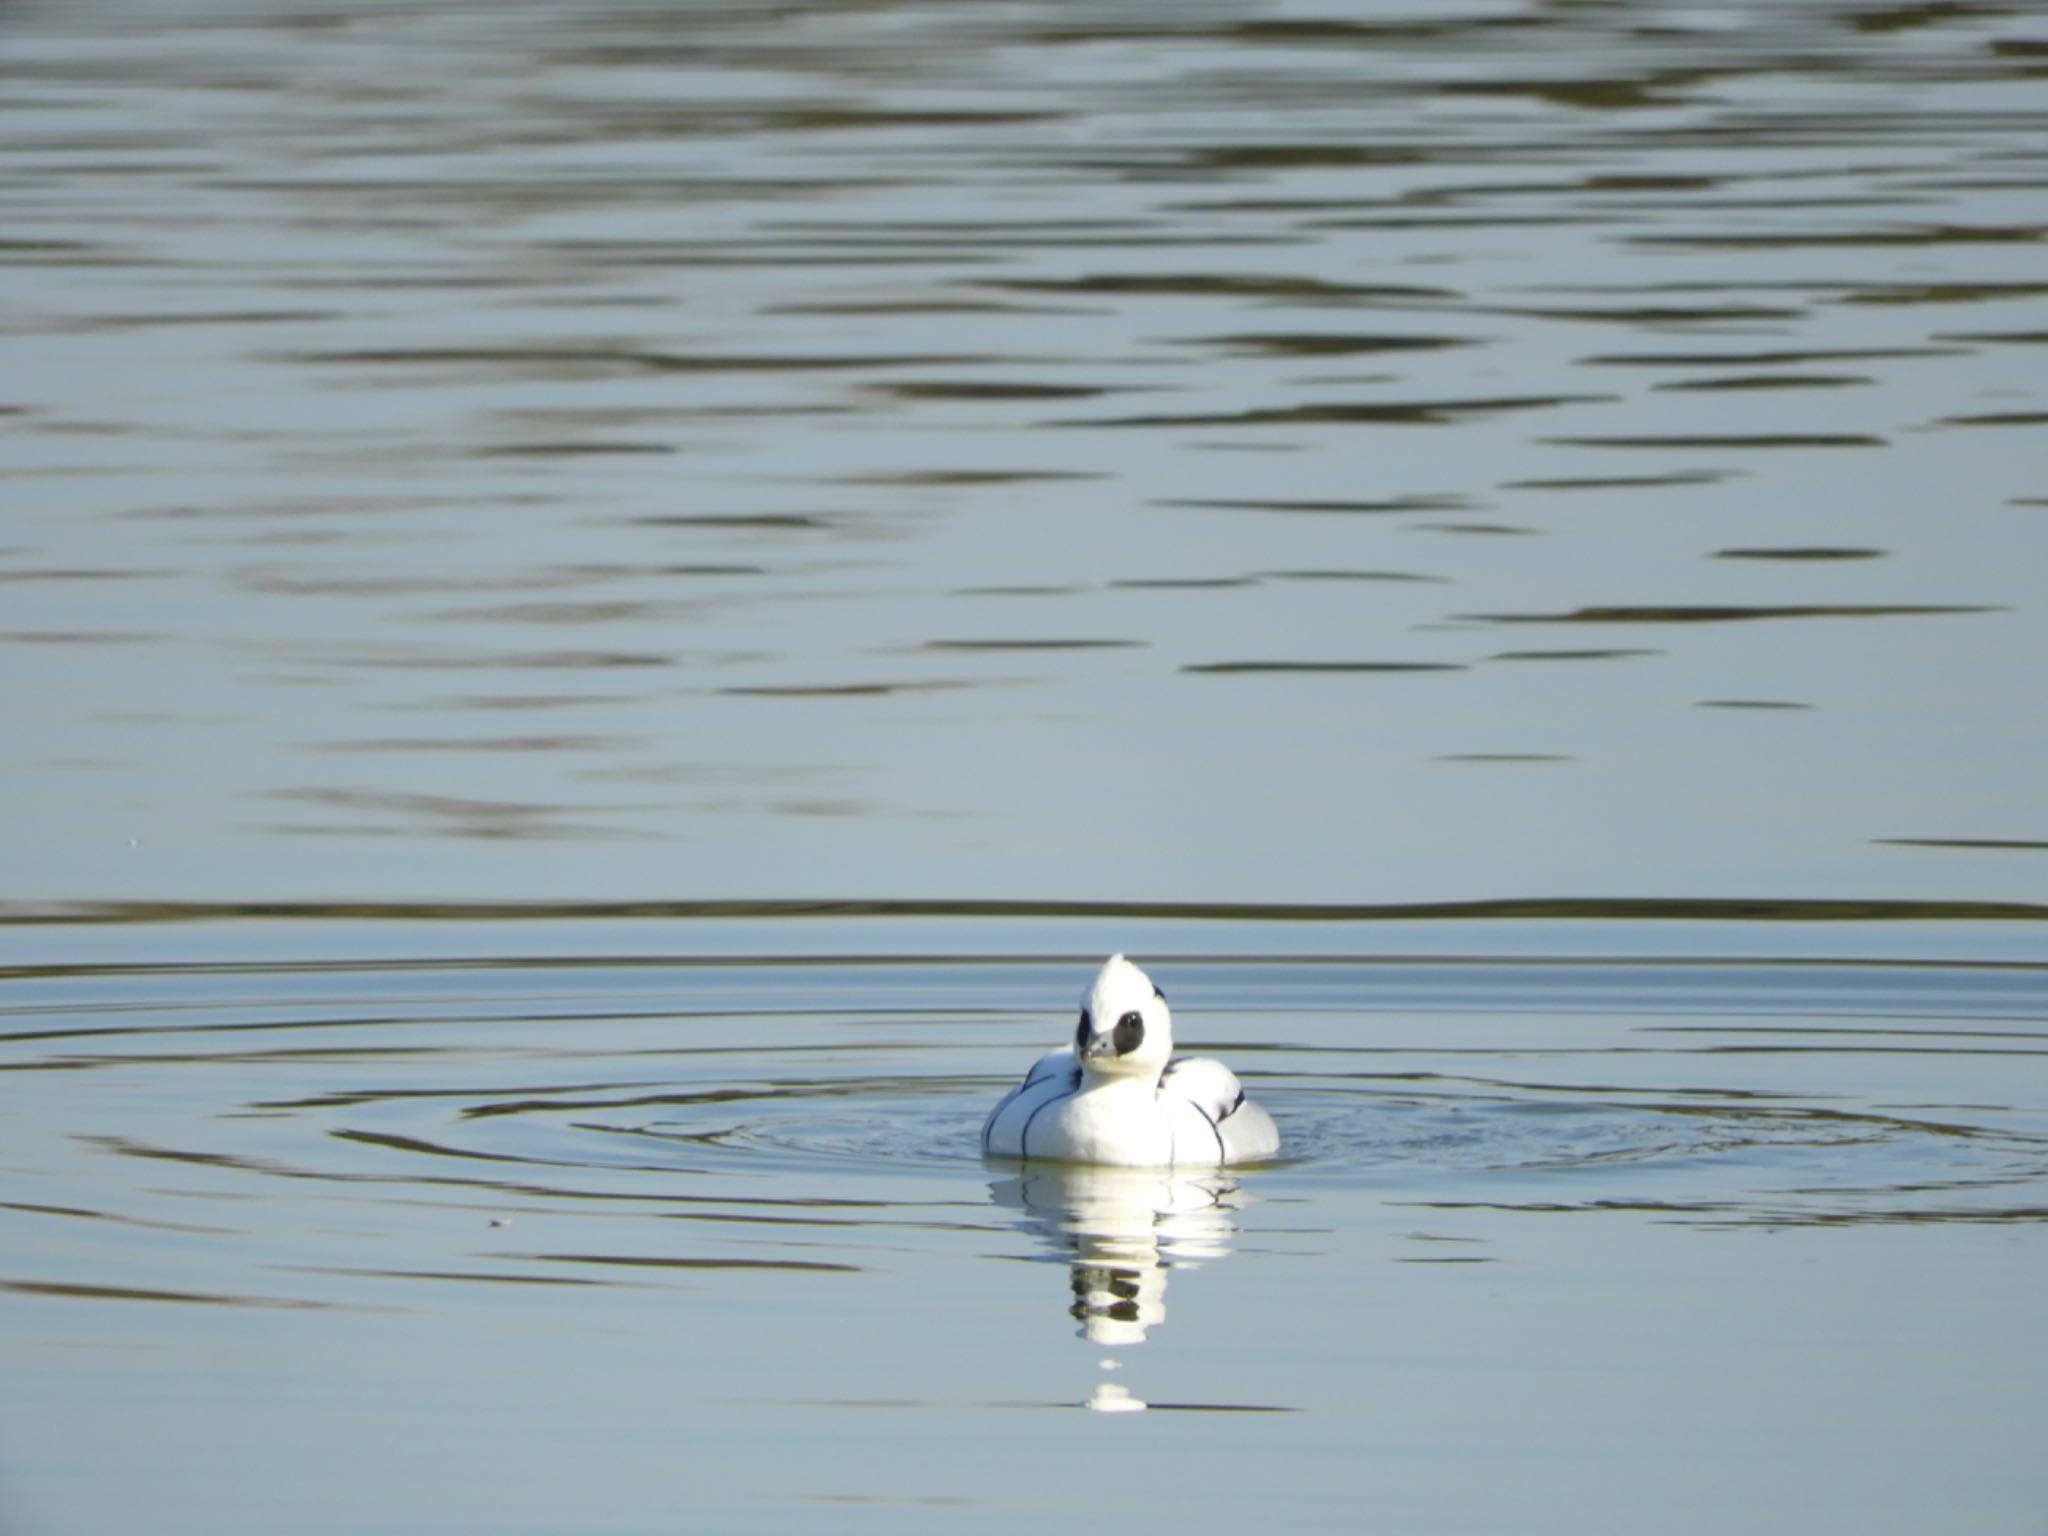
[988,1163,1256,1412]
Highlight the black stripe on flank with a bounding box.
[1018,1084,1077,1159]
[1184,1097,1228,1161]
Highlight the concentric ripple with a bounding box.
[242,948,2048,1233]
[5,946,2046,1270]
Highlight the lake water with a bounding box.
[4,915,2046,1533]
[2,0,2045,1531]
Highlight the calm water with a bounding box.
[3,0,2046,1531]
[3,913,2046,1533]
[3,0,2045,906]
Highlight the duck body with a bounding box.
[982,955,1279,1168]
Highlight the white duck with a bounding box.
[982,955,1279,1167]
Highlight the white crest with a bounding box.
[1078,954,1174,1078]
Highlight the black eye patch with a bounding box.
[1113,1010,1144,1056]
[1075,1009,1090,1051]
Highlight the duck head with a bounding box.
[1074,954,1173,1081]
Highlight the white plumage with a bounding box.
[982,954,1280,1167]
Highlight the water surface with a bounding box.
[4,911,2046,1532]
[3,2,2046,1530]
[3,0,2044,907]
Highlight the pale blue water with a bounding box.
[3,915,2046,1533]
[3,0,2045,909]
[3,0,2046,1530]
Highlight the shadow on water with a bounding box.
[6,896,2045,925]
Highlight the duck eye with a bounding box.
[1075,1010,1090,1051]
[1113,1010,1144,1056]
